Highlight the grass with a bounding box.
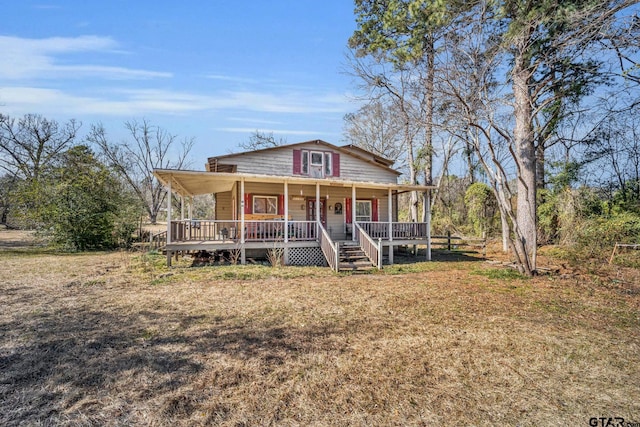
[1,230,639,425]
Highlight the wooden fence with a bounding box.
[431,231,486,256]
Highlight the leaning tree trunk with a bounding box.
[512,49,537,275]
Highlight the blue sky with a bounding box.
[0,1,359,164]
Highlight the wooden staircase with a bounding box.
[338,241,376,272]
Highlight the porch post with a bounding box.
[188,196,193,219]
[166,178,172,267]
[315,182,320,234]
[388,188,393,242]
[167,179,172,244]
[351,185,356,241]
[284,181,289,243]
[388,187,393,265]
[180,196,185,220]
[284,181,289,265]
[240,178,246,264]
[426,190,432,261]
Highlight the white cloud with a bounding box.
[0,35,171,80]
[205,74,259,84]
[217,127,324,136]
[0,85,350,117]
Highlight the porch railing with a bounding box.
[150,230,167,251]
[318,221,339,272]
[359,221,429,240]
[169,220,317,242]
[354,222,382,270]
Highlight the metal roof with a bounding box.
[153,169,434,197]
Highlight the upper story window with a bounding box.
[296,149,337,178]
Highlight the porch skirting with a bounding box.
[164,238,429,268]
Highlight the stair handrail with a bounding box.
[318,221,339,272]
[354,222,382,269]
[150,230,167,251]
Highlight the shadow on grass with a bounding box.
[0,303,346,425]
[392,248,485,264]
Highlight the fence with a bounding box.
[431,231,487,256]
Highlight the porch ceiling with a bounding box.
[153,169,434,197]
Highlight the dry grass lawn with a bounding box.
[1,229,639,426]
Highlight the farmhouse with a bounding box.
[153,140,434,271]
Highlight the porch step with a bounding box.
[338,242,375,272]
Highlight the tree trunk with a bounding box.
[512,49,537,275]
[536,143,545,190]
[500,209,509,252]
[422,36,435,223]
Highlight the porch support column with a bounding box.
[284,181,289,265]
[426,190,432,261]
[166,178,172,267]
[188,197,193,219]
[315,182,320,234]
[180,196,185,220]
[284,181,289,243]
[388,187,393,265]
[351,185,356,241]
[240,178,246,264]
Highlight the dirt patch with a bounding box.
[0,228,40,250]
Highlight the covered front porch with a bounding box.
[153,169,434,270]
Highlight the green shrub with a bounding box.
[574,211,640,258]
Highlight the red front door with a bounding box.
[306,199,327,227]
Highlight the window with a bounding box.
[311,151,323,166]
[310,151,324,178]
[324,152,332,176]
[355,200,371,222]
[253,195,278,215]
[302,151,309,175]
[298,150,334,178]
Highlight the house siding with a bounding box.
[215,142,398,184]
[215,191,233,220]
[231,183,390,240]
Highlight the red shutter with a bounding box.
[372,198,379,222]
[293,149,301,175]
[345,198,352,223]
[244,193,252,214]
[278,194,284,215]
[332,152,340,177]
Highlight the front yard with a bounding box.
[0,230,638,426]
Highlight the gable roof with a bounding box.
[207,139,401,176]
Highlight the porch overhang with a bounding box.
[153,169,435,197]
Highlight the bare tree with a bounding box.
[343,100,406,171]
[237,130,287,151]
[347,54,424,221]
[0,114,79,181]
[87,119,194,224]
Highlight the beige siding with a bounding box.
[217,142,398,184]
[215,191,233,220]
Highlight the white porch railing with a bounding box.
[359,221,429,240]
[318,221,339,272]
[354,222,382,270]
[169,220,317,242]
